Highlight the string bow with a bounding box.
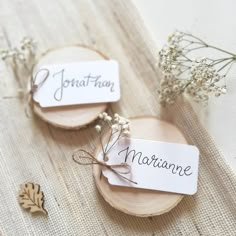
[72,149,137,185]
[25,68,49,117]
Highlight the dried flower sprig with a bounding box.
[0,37,36,65]
[0,37,37,109]
[158,31,236,105]
[73,113,137,184]
[95,112,130,161]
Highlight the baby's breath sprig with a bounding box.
[95,112,130,161]
[0,37,37,100]
[0,37,36,68]
[158,31,236,105]
[72,113,137,184]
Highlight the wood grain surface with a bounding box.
[93,116,186,217]
[33,46,108,129]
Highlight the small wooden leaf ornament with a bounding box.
[19,183,48,215]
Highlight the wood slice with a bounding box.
[32,46,108,129]
[93,116,187,217]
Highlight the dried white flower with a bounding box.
[95,113,130,161]
[0,37,36,66]
[111,124,119,131]
[123,130,130,136]
[158,31,235,105]
[0,49,9,60]
[20,37,36,53]
[95,125,101,133]
[121,124,129,130]
[104,115,112,122]
[98,113,104,119]
[97,113,130,133]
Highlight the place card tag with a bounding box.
[32,60,120,107]
[102,138,199,195]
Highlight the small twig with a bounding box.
[105,129,123,154]
[217,59,235,72]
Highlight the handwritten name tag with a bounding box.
[32,60,120,107]
[102,138,199,195]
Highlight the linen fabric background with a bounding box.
[0,0,235,235]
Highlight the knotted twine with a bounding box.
[72,149,137,185]
[25,68,49,117]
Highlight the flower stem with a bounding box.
[105,130,122,154]
[211,57,233,66]
[206,45,236,57]
[183,32,236,57]
[217,59,235,72]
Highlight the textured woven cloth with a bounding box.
[0,0,236,235]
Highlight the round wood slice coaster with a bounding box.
[93,116,187,217]
[32,46,108,129]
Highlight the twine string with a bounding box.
[25,68,50,117]
[29,68,49,95]
[72,149,137,185]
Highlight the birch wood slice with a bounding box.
[32,46,108,129]
[93,116,187,217]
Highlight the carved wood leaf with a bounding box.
[19,183,48,215]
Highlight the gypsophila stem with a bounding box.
[158,31,236,105]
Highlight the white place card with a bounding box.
[32,60,120,107]
[102,138,199,195]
